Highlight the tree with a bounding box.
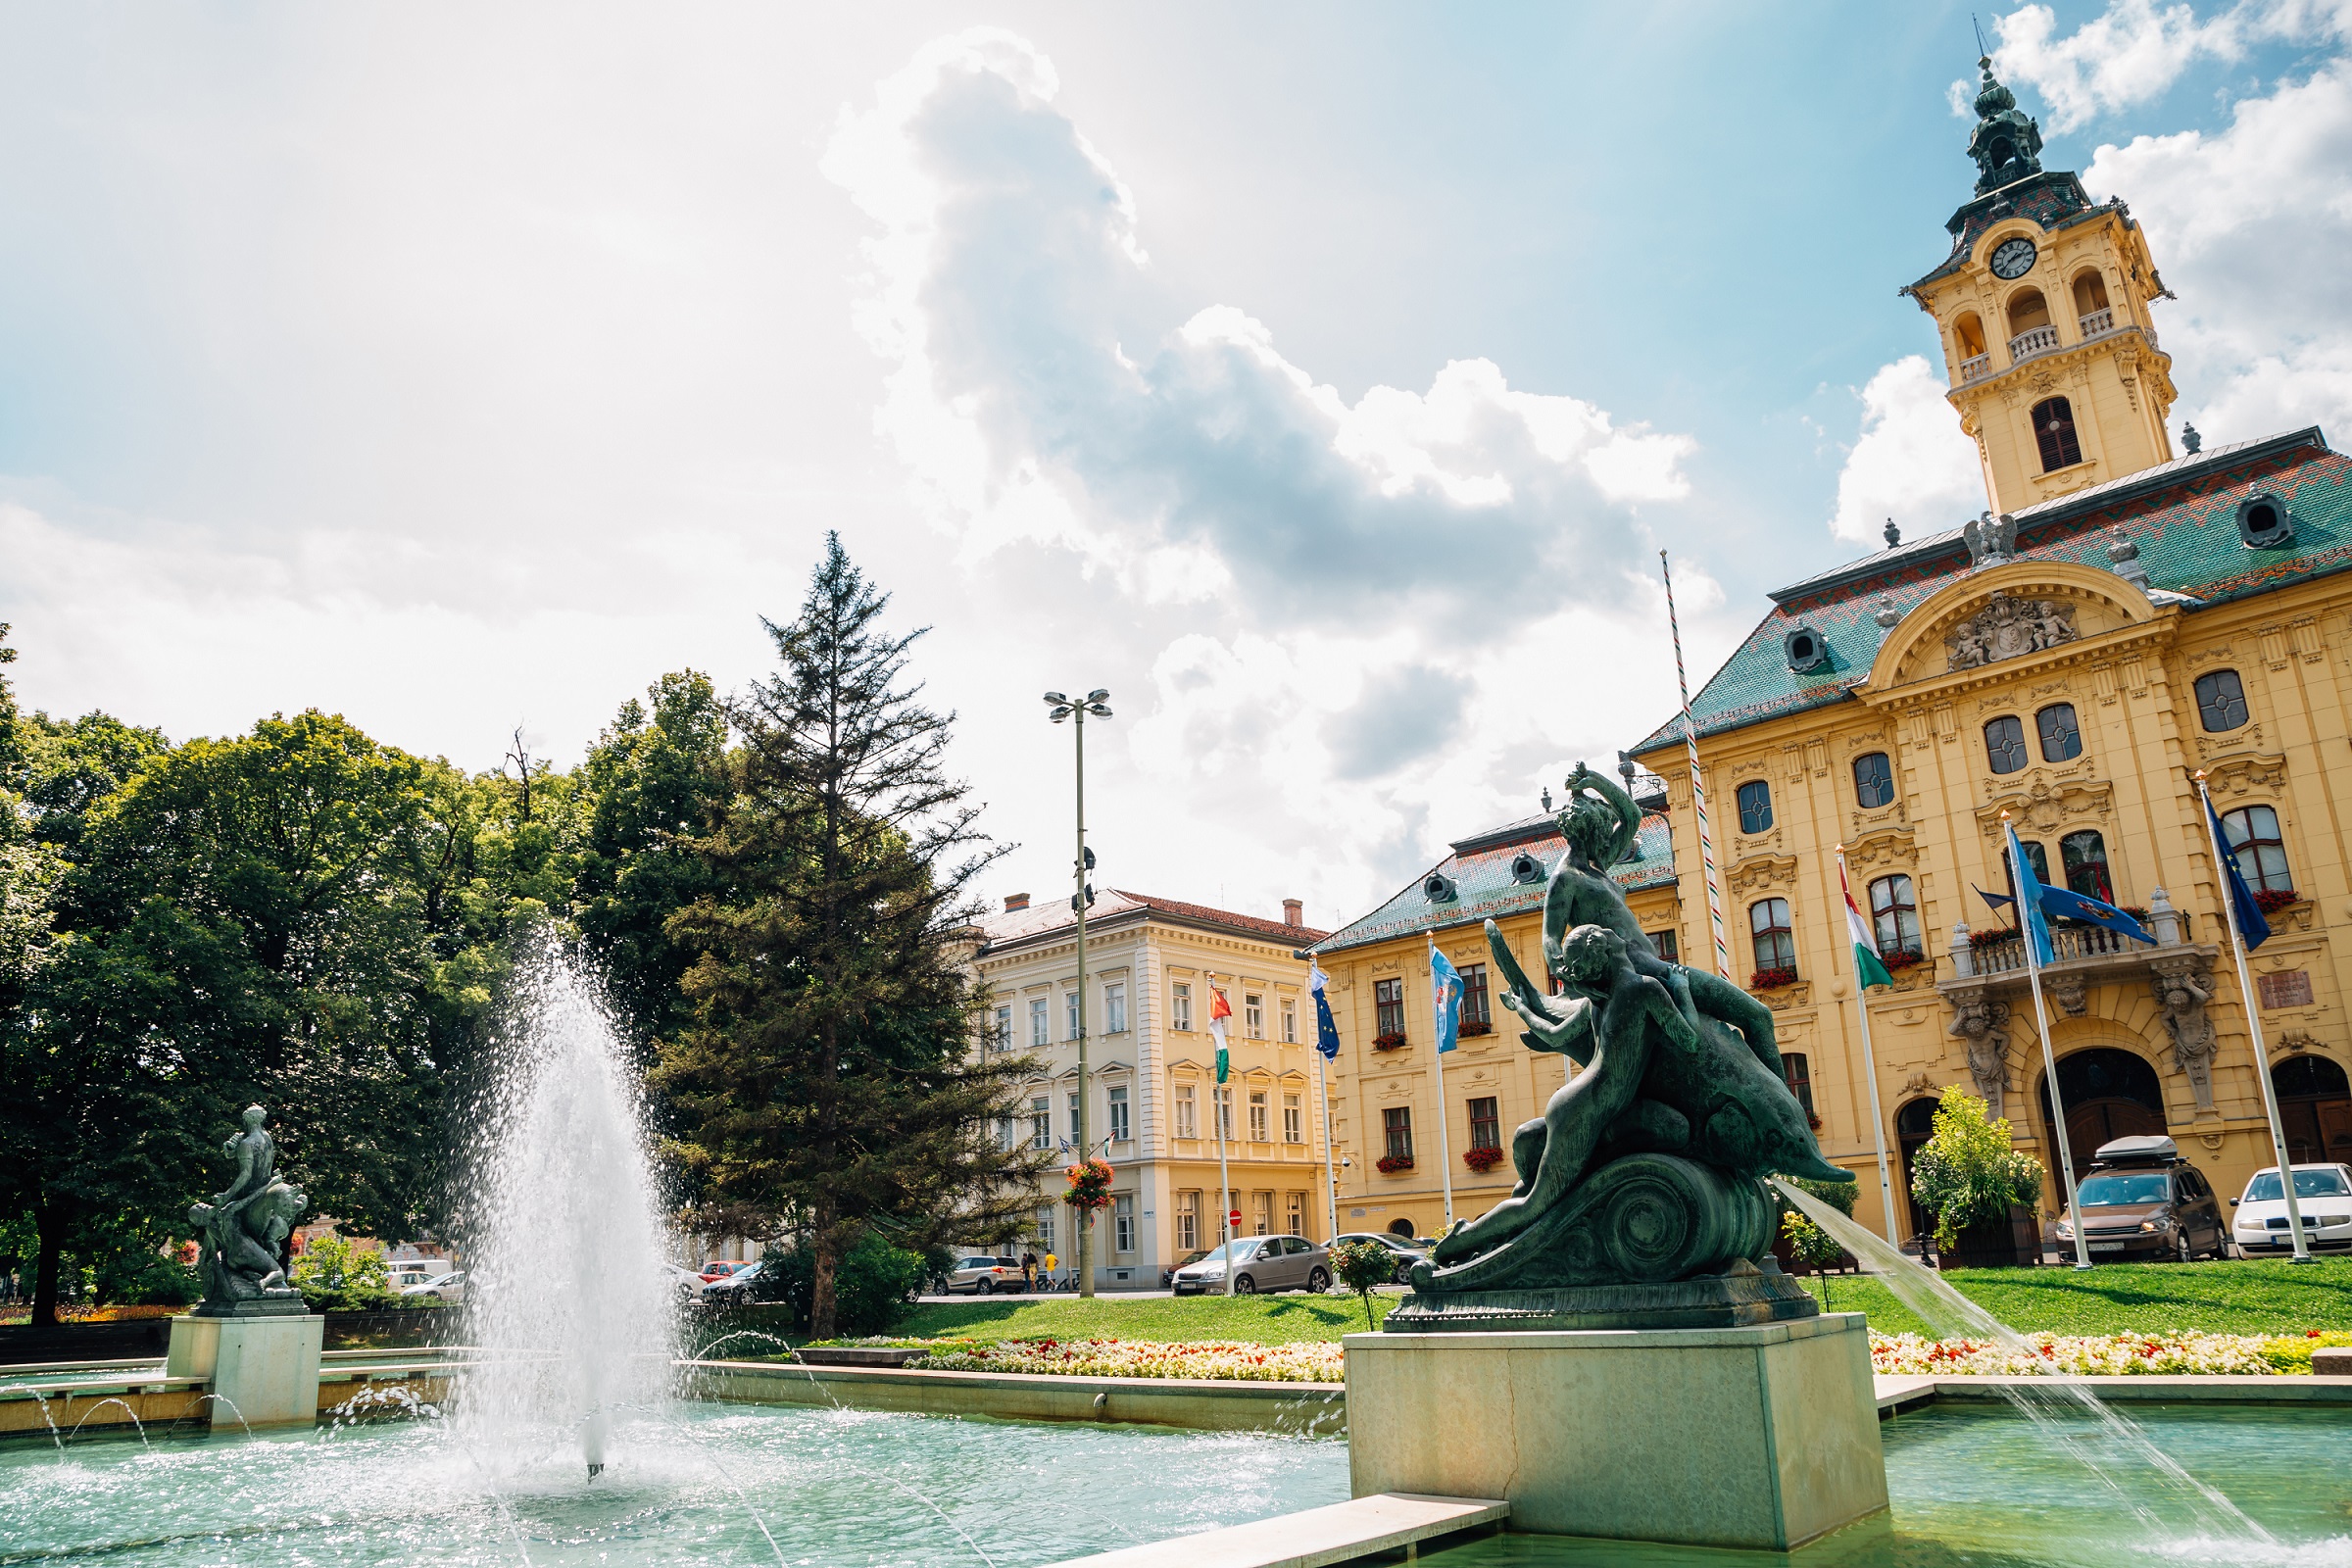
[655,536,1046,1337]
[1331,1239,1394,1330]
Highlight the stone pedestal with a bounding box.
[1345,1313,1886,1552]
[168,1311,323,1429]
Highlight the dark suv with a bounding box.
[2053,1135,2228,1262]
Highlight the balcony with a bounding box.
[1958,353,1991,383]
[1962,914,2189,977]
[2079,307,2114,338]
[1940,888,2209,1023]
[2008,324,2060,360]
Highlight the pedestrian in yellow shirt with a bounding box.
[1043,1251,1058,1289]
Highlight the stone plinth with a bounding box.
[1383,1267,1821,1333]
[168,1310,323,1429]
[1345,1313,1886,1551]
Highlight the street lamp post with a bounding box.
[1046,688,1111,1298]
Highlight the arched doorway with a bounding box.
[1895,1098,1938,1244]
[2037,1048,2166,1188]
[2275,1055,2352,1166]
[1387,1216,1418,1240]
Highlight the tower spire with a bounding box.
[1967,54,2043,194]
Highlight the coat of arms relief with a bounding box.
[1944,590,2079,672]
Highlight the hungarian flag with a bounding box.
[1208,984,1232,1084]
[1839,858,1893,991]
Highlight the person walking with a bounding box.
[1020,1250,1038,1292]
[1043,1250,1059,1290]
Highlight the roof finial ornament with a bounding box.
[2107,525,2151,590]
[2180,421,2203,455]
[1542,785,1553,812]
[1884,517,1901,548]
[1966,40,2043,194]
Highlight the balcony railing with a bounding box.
[2079,307,2114,338]
[2008,324,2061,360]
[1965,912,2193,977]
[1958,353,1991,383]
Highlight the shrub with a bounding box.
[1908,1086,2044,1250]
[1775,1173,1857,1269]
[761,1230,928,1337]
[290,1233,398,1312]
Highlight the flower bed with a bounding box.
[909,1336,1345,1383]
[1869,1329,2352,1376]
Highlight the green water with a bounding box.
[0,1400,1348,1565]
[1423,1403,2352,1568]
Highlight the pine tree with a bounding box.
[655,537,1046,1336]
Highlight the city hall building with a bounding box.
[1320,65,2352,1245]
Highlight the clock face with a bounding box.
[1990,236,2038,279]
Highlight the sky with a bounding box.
[2,1,2349,931]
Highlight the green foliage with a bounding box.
[290,1231,397,1312]
[897,1291,1396,1345]
[1774,1172,1857,1266]
[655,537,1047,1336]
[759,1231,928,1337]
[1908,1086,2045,1250]
[1830,1256,2352,1338]
[1330,1239,1396,1329]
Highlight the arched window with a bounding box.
[1869,874,1921,960]
[2036,703,2082,761]
[1781,1054,1816,1120]
[2274,1055,2352,1165]
[1748,898,1795,979]
[1952,312,1986,358]
[2032,397,2083,471]
[2222,806,2292,893]
[2006,287,2051,340]
[2194,669,2249,732]
[1984,714,2029,774]
[2071,269,2111,328]
[1736,779,1774,834]
[2060,830,2112,903]
[1896,1098,1940,1241]
[1853,752,1895,809]
[2006,837,2051,890]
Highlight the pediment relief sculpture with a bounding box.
[2201,755,2286,797]
[1945,591,2079,672]
[1725,856,1798,896]
[1973,778,2114,836]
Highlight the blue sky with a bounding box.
[1,2,2346,925]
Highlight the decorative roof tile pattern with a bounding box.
[1635,429,2346,754]
[1314,812,1677,956]
[980,889,1329,952]
[1909,172,2112,291]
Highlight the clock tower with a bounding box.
[1904,58,2178,515]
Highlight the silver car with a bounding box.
[1332,1232,1429,1284]
[945,1254,1027,1295]
[1171,1236,1330,1295]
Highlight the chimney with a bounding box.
[1004,893,1030,912]
[1283,898,1303,928]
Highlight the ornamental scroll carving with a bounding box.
[1945,591,2079,672]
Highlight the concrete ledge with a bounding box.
[1048,1493,1508,1568]
[685,1359,1346,1434]
[1904,1373,2352,1404]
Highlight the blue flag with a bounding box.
[1307,962,1342,1060]
[1429,945,1462,1054]
[2037,883,2155,945]
[2003,822,2055,967]
[2208,800,2274,951]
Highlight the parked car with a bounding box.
[2230,1163,2352,1254]
[2051,1136,2227,1261]
[944,1255,1025,1295]
[1332,1231,1430,1284]
[660,1263,709,1303]
[699,1260,753,1284]
[700,1258,793,1305]
[401,1269,466,1303]
[1159,1250,1211,1289]
[1170,1236,1330,1296]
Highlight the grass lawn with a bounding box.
[1789,1256,2352,1338]
[858,1259,2352,1348]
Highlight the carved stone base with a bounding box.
[1382,1264,1822,1333]
[190,1292,310,1319]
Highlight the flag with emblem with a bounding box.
[1208,984,1232,1083]
[1839,856,1894,991]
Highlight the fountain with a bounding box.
[454,941,678,1481]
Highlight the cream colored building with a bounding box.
[973,889,1335,1288]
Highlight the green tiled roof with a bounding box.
[1635,428,2345,755]
[1907,171,2117,292]
[1314,811,1677,956]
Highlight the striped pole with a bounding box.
[1661,550,1733,980]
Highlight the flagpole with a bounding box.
[1315,1046,1339,1245]
[1837,847,1900,1244]
[1209,973,1235,1297]
[1661,550,1733,980]
[1429,940,1455,1231]
[2195,772,2314,1262]
[2007,813,2092,1270]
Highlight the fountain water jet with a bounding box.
[456,939,676,1482]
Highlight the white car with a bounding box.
[2231,1163,2352,1253]
[401,1269,466,1303]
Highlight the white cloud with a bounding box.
[1973,1,2352,130]
[1828,357,1986,546]
[816,27,1717,915]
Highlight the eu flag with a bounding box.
[1308,962,1343,1060]
[2003,822,2055,967]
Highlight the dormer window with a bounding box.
[2237,492,2294,548]
[1784,625,1831,673]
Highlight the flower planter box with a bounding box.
[1376,1154,1415,1174]
[1462,1146,1506,1174]
[1371,1032,1407,1051]
[1937,1205,2041,1270]
[1748,967,1798,991]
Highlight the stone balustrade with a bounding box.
[2079,307,2114,337]
[1958,353,1991,383]
[2008,324,2060,360]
